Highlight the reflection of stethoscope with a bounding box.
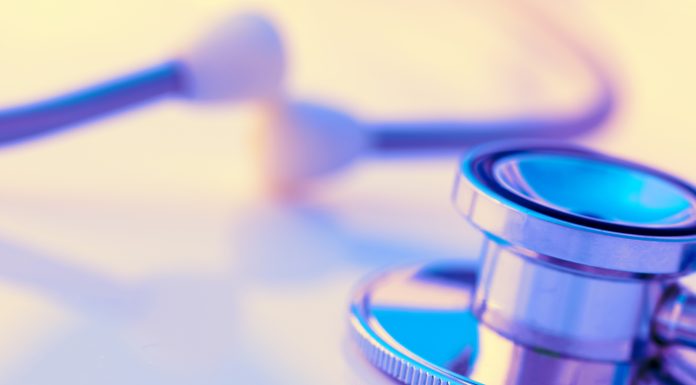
[0,9,616,188]
[350,142,696,385]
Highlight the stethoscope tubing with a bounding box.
[0,61,182,145]
[0,3,618,151]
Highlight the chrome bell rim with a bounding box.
[470,146,696,236]
[349,263,481,385]
[453,141,696,275]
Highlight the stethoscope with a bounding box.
[14,5,692,384]
[0,8,616,188]
[350,141,696,385]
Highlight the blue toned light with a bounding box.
[372,309,479,373]
[493,153,696,228]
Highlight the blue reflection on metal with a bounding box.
[494,153,696,228]
[372,309,479,372]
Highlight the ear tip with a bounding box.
[180,12,286,101]
[232,12,279,32]
[265,102,368,186]
[220,12,283,47]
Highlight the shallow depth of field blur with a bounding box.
[0,1,693,384]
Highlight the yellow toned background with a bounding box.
[0,1,692,384]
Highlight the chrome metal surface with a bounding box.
[474,238,665,361]
[453,142,696,364]
[659,347,696,385]
[453,142,696,274]
[469,325,637,384]
[351,142,696,385]
[349,262,662,385]
[349,262,481,385]
[654,284,696,349]
[492,153,696,229]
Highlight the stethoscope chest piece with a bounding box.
[349,142,696,385]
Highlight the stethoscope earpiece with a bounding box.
[0,7,618,186]
[263,101,367,188]
[180,12,286,102]
[351,142,696,385]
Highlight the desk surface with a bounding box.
[0,1,694,384]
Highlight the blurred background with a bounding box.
[0,0,692,384]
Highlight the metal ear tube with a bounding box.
[349,142,696,385]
